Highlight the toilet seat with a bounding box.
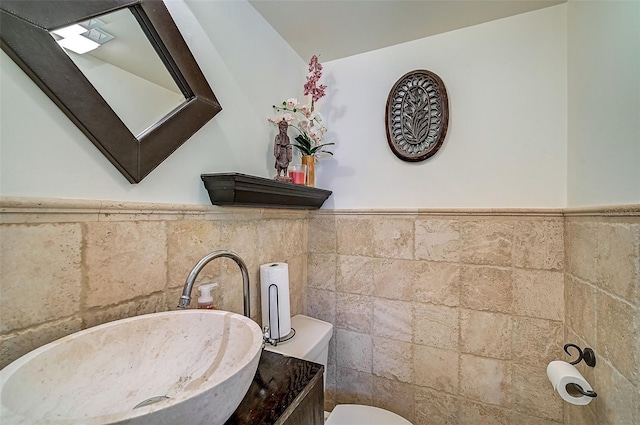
[325,404,412,425]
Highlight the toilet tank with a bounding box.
[264,314,333,368]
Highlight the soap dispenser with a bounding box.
[197,283,218,310]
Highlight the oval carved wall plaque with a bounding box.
[385,70,449,162]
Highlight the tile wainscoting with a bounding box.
[0,197,308,369]
[1,198,638,425]
[308,207,639,425]
[563,208,639,425]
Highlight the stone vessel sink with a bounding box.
[0,310,263,424]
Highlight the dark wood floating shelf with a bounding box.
[201,173,332,209]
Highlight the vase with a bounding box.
[301,155,315,187]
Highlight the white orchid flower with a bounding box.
[286,98,298,108]
[282,113,295,123]
[309,127,324,143]
[268,115,285,124]
[299,104,312,118]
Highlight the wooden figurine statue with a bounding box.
[274,119,292,182]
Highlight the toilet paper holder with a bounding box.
[563,343,598,398]
[566,382,597,398]
[564,343,596,367]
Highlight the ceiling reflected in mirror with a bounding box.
[50,8,186,137]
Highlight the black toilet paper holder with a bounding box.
[563,343,598,398]
[567,383,597,398]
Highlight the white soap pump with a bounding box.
[197,283,218,310]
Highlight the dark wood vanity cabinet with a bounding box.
[225,350,324,425]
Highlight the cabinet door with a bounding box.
[278,370,324,425]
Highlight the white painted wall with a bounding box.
[0,0,304,204]
[317,4,567,209]
[566,0,640,207]
[11,2,629,209]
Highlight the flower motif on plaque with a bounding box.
[385,70,449,162]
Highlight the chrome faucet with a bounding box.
[177,250,250,318]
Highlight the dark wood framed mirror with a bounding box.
[0,0,222,183]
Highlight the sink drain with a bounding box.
[133,396,170,409]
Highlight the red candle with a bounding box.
[290,170,305,184]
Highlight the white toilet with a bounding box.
[264,314,413,425]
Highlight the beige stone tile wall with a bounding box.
[564,212,640,425]
[0,198,308,368]
[308,212,567,424]
[3,197,638,425]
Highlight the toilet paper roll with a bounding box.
[546,360,594,405]
[260,263,291,339]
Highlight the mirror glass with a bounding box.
[50,9,186,136]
